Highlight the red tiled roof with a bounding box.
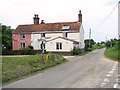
[47,36,79,43]
[13,22,81,33]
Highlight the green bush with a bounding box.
[71,49,81,55]
[104,45,119,61]
[28,45,34,50]
[18,46,35,55]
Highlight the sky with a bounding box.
[0,0,119,42]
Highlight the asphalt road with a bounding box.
[3,48,119,88]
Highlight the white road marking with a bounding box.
[109,71,114,74]
[113,66,117,69]
[104,78,109,82]
[112,68,116,71]
[100,64,118,88]
[116,78,120,83]
[100,83,106,87]
[116,78,119,82]
[114,83,118,88]
[107,74,112,77]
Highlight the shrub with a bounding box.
[70,49,81,55]
[28,46,34,50]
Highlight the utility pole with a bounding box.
[118,1,120,39]
[105,36,107,42]
[89,29,91,48]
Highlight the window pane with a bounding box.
[20,43,22,48]
[23,34,25,38]
[63,32,67,38]
[20,43,25,48]
[21,33,25,38]
[56,42,59,49]
[23,43,25,47]
[60,43,62,49]
[41,33,45,37]
[62,25,70,30]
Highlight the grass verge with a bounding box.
[104,46,119,61]
[79,51,90,56]
[78,45,105,56]
[2,53,68,84]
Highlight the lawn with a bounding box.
[2,53,67,84]
[104,45,119,61]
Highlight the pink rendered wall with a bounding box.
[12,33,31,50]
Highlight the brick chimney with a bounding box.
[78,10,82,23]
[33,14,39,25]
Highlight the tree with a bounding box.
[101,41,105,44]
[2,25,14,50]
[84,39,96,48]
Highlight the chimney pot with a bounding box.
[33,14,40,25]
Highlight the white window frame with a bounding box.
[56,42,62,50]
[21,33,25,39]
[63,32,67,38]
[20,43,25,48]
[13,34,15,37]
[41,33,45,37]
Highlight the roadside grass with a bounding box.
[2,53,68,84]
[78,45,106,56]
[79,51,90,56]
[104,45,119,61]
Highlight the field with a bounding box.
[2,54,67,84]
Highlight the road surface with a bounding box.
[3,48,119,88]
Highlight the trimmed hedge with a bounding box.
[2,50,44,55]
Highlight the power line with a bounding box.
[95,1,118,31]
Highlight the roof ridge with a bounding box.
[47,36,78,42]
[44,21,78,24]
[60,37,78,42]
[18,21,79,26]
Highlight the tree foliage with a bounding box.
[106,38,119,48]
[84,39,96,49]
[2,25,14,50]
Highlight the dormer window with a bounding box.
[41,33,45,37]
[62,25,70,30]
[21,33,25,39]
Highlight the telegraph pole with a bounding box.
[118,1,120,39]
[89,29,91,48]
[105,36,107,42]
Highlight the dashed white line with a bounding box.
[100,83,106,87]
[100,63,118,88]
[104,78,109,83]
[114,83,118,88]
[107,74,112,77]
[113,66,117,69]
[112,68,116,71]
[109,71,114,74]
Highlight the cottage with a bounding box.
[12,10,85,54]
